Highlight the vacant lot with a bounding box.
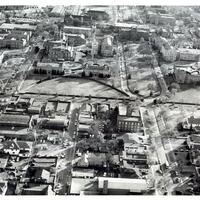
[24,77,127,98]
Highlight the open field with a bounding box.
[22,77,127,98]
[170,86,200,104]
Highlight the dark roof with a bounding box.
[21,185,48,195]
[3,141,31,150]
[17,141,30,149]
[0,114,31,126]
[40,119,68,129]
[3,141,19,150]
[190,135,200,143]
[188,116,200,125]
[87,10,108,14]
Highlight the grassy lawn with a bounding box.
[24,77,127,98]
[158,104,200,132]
[170,86,200,104]
[128,66,158,97]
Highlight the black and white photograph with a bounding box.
[0,3,200,196]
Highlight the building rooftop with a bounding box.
[64,26,92,31]
[113,22,137,29]
[178,48,200,55]
[78,124,91,132]
[70,177,97,194]
[21,185,49,195]
[39,118,69,129]
[3,140,32,150]
[0,157,8,169]
[0,114,31,127]
[37,62,61,69]
[85,63,110,71]
[65,33,85,39]
[188,116,200,125]
[117,115,140,122]
[98,177,147,192]
[189,134,200,143]
[51,6,65,14]
[0,23,36,31]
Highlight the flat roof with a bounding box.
[114,22,137,28]
[70,178,97,194]
[37,62,61,69]
[118,115,140,122]
[79,117,93,125]
[46,101,56,111]
[98,177,147,191]
[56,102,70,113]
[64,26,92,31]
[0,23,36,31]
[0,114,31,126]
[78,124,91,131]
[178,48,200,54]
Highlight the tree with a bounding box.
[147,83,154,91]
[170,82,180,92]
[73,18,82,27]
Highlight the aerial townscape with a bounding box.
[1,4,200,196]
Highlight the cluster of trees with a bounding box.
[34,22,59,38]
[76,137,124,154]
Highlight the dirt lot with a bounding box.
[23,77,127,98]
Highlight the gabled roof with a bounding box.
[3,141,31,150]
[3,141,19,150]
[17,141,31,150]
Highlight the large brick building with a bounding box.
[117,116,141,133]
[64,14,93,27]
[63,26,92,38]
[86,10,109,21]
[83,63,111,78]
[49,46,74,62]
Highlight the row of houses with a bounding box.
[115,23,150,42]
[33,61,112,78]
[70,101,149,195]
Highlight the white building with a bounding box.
[98,177,148,193]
